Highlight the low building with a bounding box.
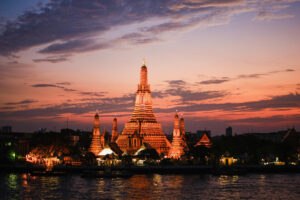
[220,155,238,166]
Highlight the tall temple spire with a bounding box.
[111,117,118,143]
[89,112,102,155]
[94,112,99,132]
[169,112,188,159]
[139,64,148,88]
[116,63,171,155]
[131,63,155,122]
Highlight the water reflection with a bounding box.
[1,173,300,200]
[218,175,239,186]
[8,173,18,190]
[152,174,162,186]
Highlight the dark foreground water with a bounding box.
[1,173,300,200]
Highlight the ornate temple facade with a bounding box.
[169,112,188,159]
[116,63,171,155]
[89,113,103,155]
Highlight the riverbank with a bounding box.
[1,164,300,174]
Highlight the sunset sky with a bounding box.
[0,0,300,135]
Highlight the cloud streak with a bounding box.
[5,99,38,106]
[198,68,295,85]
[198,77,230,85]
[155,92,300,113]
[33,55,71,63]
[31,82,107,97]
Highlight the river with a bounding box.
[1,173,299,199]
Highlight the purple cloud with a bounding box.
[0,0,296,57]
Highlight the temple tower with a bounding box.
[116,62,171,155]
[89,112,102,155]
[111,117,118,143]
[130,63,156,122]
[169,112,187,159]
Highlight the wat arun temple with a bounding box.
[89,62,209,158]
[116,63,171,156]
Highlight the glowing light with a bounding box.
[10,151,16,160]
[99,148,114,156]
[220,156,237,166]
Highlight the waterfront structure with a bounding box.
[169,112,188,159]
[111,117,118,142]
[220,155,237,166]
[116,63,171,155]
[89,112,103,155]
[194,132,212,148]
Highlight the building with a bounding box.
[226,126,232,137]
[89,112,103,155]
[220,155,237,166]
[194,132,212,148]
[116,63,171,155]
[169,112,188,159]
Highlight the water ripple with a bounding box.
[0,173,299,200]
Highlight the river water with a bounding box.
[1,173,299,200]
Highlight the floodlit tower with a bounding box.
[89,112,102,155]
[169,112,187,159]
[116,62,171,155]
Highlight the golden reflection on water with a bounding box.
[8,174,17,190]
[128,175,154,200]
[152,174,162,186]
[129,175,151,189]
[169,175,184,189]
[97,178,105,192]
[218,175,239,186]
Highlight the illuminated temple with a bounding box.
[89,112,103,155]
[169,112,188,159]
[116,63,171,155]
